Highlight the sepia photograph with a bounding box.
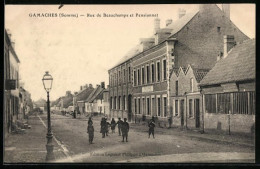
[4,3,255,163]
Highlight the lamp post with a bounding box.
[42,71,54,162]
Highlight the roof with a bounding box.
[110,9,199,70]
[76,86,94,101]
[200,39,255,86]
[62,94,73,108]
[85,86,105,103]
[5,29,20,63]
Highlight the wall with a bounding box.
[173,4,249,69]
[204,113,255,135]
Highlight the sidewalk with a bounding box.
[130,122,255,148]
[4,114,66,163]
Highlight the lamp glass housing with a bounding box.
[42,71,53,92]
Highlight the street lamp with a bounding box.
[42,71,54,162]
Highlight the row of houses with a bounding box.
[4,29,33,138]
[51,82,110,117]
[108,4,255,135]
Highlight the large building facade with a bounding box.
[108,4,249,127]
[4,29,21,137]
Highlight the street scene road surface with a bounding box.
[4,112,255,163]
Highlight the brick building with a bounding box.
[199,39,255,135]
[108,4,249,125]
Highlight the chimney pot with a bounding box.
[178,9,186,19]
[80,86,83,90]
[166,19,173,26]
[89,84,93,88]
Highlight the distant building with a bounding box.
[199,39,255,135]
[19,86,33,119]
[4,29,20,136]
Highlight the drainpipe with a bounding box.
[185,92,188,130]
[200,88,205,134]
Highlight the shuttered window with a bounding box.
[205,94,216,113]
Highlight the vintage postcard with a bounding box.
[4,3,255,163]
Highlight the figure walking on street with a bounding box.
[87,123,94,144]
[117,117,123,136]
[105,117,110,136]
[148,116,156,138]
[88,117,93,125]
[100,118,107,138]
[121,118,129,142]
[110,118,116,133]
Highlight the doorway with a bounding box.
[194,99,200,128]
[128,95,132,122]
[180,99,184,126]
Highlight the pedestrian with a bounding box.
[88,117,93,125]
[100,118,106,138]
[110,118,116,133]
[116,117,123,136]
[121,118,129,142]
[87,123,94,144]
[148,116,156,138]
[105,118,110,136]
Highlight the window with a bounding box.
[163,59,166,80]
[146,65,150,83]
[147,97,150,115]
[175,81,178,96]
[152,97,155,116]
[142,98,145,114]
[205,94,216,113]
[138,98,141,114]
[137,69,140,85]
[217,27,221,32]
[114,97,116,109]
[190,78,194,92]
[123,69,126,83]
[133,70,137,86]
[157,97,161,116]
[217,93,231,114]
[123,95,125,110]
[233,92,255,115]
[163,97,167,117]
[118,71,121,85]
[151,64,155,82]
[142,67,145,84]
[157,61,160,81]
[128,67,131,81]
[110,97,113,110]
[189,99,193,117]
[118,96,121,110]
[175,100,178,116]
[134,98,137,113]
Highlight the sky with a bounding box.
[5,4,255,102]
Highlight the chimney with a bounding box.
[154,18,160,34]
[89,84,93,88]
[166,19,173,26]
[178,9,186,19]
[139,38,155,52]
[222,4,230,19]
[223,35,236,58]
[101,82,105,88]
[96,84,100,88]
[66,91,71,96]
[80,86,83,90]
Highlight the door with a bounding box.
[180,100,184,126]
[128,95,132,122]
[195,99,200,128]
